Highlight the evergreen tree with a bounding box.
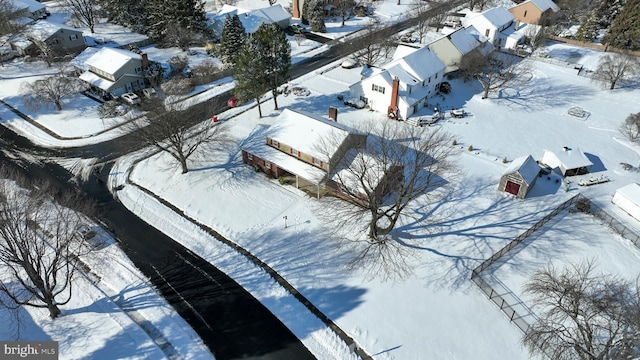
[220,14,246,67]
[594,0,625,28]
[145,0,208,41]
[252,23,291,110]
[601,0,640,50]
[309,1,326,33]
[301,0,310,25]
[98,0,148,33]
[234,38,267,118]
[575,12,599,42]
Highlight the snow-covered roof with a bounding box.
[614,183,640,207]
[70,47,100,71]
[79,71,115,91]
[331,149,391,194]
[251,5,291,23]
[447,28,483,55]
[541,148,593,170]
[247,142,327,184]
[385,46,446,86]
[11,20,81,47]
[465,6,514,29]
[266,108,355,163]
[84,47,141,75]
[526,0,560,13]
[503,155,539,185]
[211,5,289,34]
[11,0,45,13]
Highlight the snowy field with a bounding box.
[2,0,640,358]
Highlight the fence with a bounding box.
[546,36,640,57]
[590,202,640,248]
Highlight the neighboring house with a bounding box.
[541,147,593,176]
[509,0,560,26]
[349,45,446,120]
[10,20,85,57]
[11,0,48,21]
[463,6,524,49]
[210,4,291,37]
[428,27,494,73]
[242,108,367,198]
[498,155,540,199]
[612,183,640,222]
[77,47,148,97]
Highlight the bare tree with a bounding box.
[21,74,86,111]
[410,0,431,44]
[124,99,231,174]
[162,24,202,50]
[62,0,98,33]
[524,25,548,53]
[336,0,358,27]
[0,0,24,37]
[459,51,529,99]
[619,112,640,142]
[316,122,458,280]
[592,53,640,90]
[522,260,640,360]
[0,167,96,319]
[190,59,220,85]
[25,36,65,67]
[350,23,394,66]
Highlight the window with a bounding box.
[135,67,142,73]
[523,10,527,17]
[69,34,78,40]
[265,161,271,169]
[372,84,385,94]
[291,148,299,157]
[428,77,431,83]
[485,29,490,37]
[247,153,253,161]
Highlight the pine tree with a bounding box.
[309,1,326,33]
[301,0,310,25]
[98,0,148,33]
[601,0,640,50]
[575,12,599,42]
[234,38,267,118]
[144,0,209,41]
[252,23,291,110]
[220,14,246,67]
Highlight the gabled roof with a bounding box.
[266,108,355,163]
[503,155,539,185]
[11,0,45,13]
[251,4,291,23]
[614,183,640,208]
[70,47,100,71]
[84,47,141,75]
[385,46,446,85]
[541,148,593,170]
[13,20,81,45]
[524,0,560,12]
[466,6,514,29]
[212,5,289,34]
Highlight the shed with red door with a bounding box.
[498,155,540,199]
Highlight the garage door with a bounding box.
[505,181,520,196]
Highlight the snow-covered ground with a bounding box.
[2,1,640,358]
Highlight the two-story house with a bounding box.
[242,108,367,198]
[10,20,85,57]
[509,0,560,26]
[428,27,494,73]
[210,4,291,38]
[77,47,148,98]
[463,6,524,49]
[349,45,446,120]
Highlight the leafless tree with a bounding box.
[162,24,202,50]
[61,0,98,33]
[161,77,194,95]
[619,112,640,142]
[336,0,358,27]
[0,0,24,37]
[459,50,530,99]
[0,167,96,319]
[423,0,448,32]
[522,260,640,360]
[316,122,458,280]
[25,36,65,67]
[410,0,431,44]
[21,73,86,111]
[524,25,548,53]
[190,59,220,85]
[168,55,189,75]
[592,53,639,90]
[350,23,395,66]
[124,99,231,174]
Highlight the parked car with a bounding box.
[120,92,141,105]
[344,98,366,109]
[288,24,306,34]
[142,88,157,99]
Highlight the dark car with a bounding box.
[288,24,306,34]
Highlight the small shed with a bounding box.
[541,148,592,176]
[612,183,640,222]
[498,155,540,199]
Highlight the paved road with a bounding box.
[0,129,315,360]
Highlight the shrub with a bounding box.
[452,139,457,146]
[161,77,194,95]
[468,145,473,151]
[98,100,125,118]
[168,55,189,74]
[278,176,287,185]
[502,157,508,164]
[575,197,591,213]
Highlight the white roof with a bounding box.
[503,155,539,185]
[251,5,291,23]
[213,5,289,34]
[386,46,446,85]
[11,0,45,13]
[541,148,593,170]
[331,149,390,194]
[85,47,141,74]
[446,28,483,55]
[12,20,81,46]
[267,109,354,162]
[70,47,100,71]
[527,0,560,12]
[614,183,640,207]
[466,6,514,28]
[79,71,115,91]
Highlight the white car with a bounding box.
[120,92,141,105]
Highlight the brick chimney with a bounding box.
[329,106,338,121]
[293,0,301,19]
[387,77,400,119]
[141,52,149,69]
